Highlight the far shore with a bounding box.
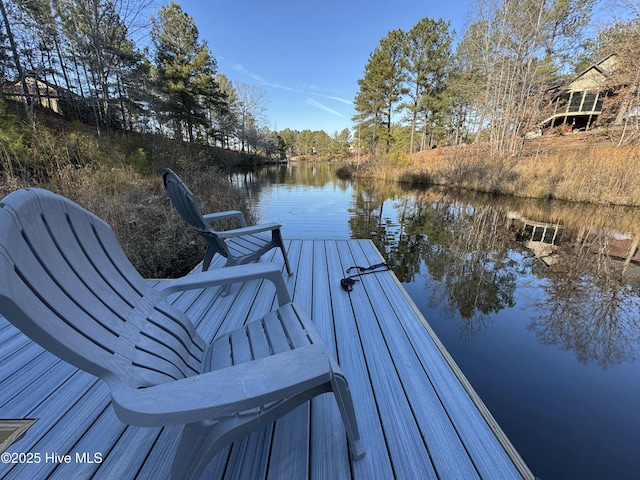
[331,130,640,208]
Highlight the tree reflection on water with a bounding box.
[423,204,517,321]
[529,226,640,368]
[351,182,640,367]
[235,164,640,368]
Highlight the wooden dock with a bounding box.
[0,239,534,479]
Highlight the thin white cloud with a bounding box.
[305,98,343,117]
[312,93,353,105]
[232,64,300,91]
[257,78,300,92]
[232,63,250,75]
[231,62,350,106]
[248,72,268,83]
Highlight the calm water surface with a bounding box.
[229,163,640,480]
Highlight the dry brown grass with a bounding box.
[505,144,638,204]
[354,132,640,207]
[0,103,262,278]
[0,122,254,278]
[7,164,252,279]
[0,106,266,278]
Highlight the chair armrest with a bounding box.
[157,262,291,305]
[108,345,332,426]
[203,210,247,228]
[216,222,282,239]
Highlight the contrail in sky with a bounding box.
[313,93,352,105]
[305,98,342,117]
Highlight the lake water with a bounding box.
[229,162,640,480]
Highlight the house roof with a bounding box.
[567,53,618,92]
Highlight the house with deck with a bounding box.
[1,77,110,128]
[2,77,74,116]
[542,53,618,131]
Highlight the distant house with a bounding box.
[2,76,117,128]
[1,77,76,116]
[542,54,618,130]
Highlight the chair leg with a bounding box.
[220,258,242,296]
[281,244,292,275]
[202,246,214,272]
[171,421,220,480]
[170,379,363,479]
[273,229,292,275]
[331,372,365,460]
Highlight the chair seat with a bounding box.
[226,232,273,259]
[201,302,317,418]
[205,302,314,371]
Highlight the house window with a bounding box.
[554,93,569,114]
[568,92,583,112]
[582,93,597,112]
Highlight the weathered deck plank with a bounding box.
[323,240,394,480]
[335,240,440,479]
[0,239,534,480]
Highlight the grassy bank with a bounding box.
[0,108,253,278]
[345,131,640,207]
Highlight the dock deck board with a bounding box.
[0,239,534,479]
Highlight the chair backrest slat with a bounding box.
[0,189,207,388]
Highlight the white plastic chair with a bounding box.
[0,188,364,479]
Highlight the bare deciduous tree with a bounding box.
[465,0,596,156]
[235,81,268,152]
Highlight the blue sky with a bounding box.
[173,1,470,134]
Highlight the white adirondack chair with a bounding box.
[0,188,364,479]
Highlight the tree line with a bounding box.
[0,1,291,157]
[353,0,640,156]
[1,0,639,162]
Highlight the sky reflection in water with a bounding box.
[230,163,640,480]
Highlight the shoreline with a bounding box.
[336,132,640,208]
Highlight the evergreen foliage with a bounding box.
[403,18,453,153]
[151,2,221,143]
[354,29,407,154]
[0,0,277,156]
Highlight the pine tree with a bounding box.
[213,73,240,149]
[353,29,407,154]
[151,2,220,143]
[403,18,453,153]
[449,21,491,144]
[54,0,146,132]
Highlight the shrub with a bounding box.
[398,170,432,186]
[335,165,354,180]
